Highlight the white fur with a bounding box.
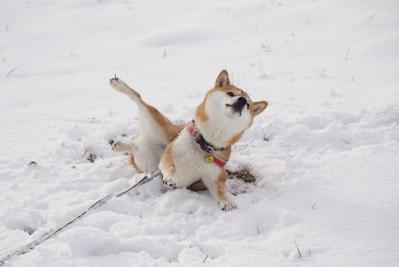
[197,91,252,148]
[109,78,166,172]
[160,129,236,210]
[159,90,254,210]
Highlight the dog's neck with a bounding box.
[193,120,233,163]
[194,110,242,150]
[187,120,225,151]
[194,95,246,160]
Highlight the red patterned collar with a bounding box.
[186,120,227,168]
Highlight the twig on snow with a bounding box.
[202,255,209,263]
[345,49,350,61]
[261,128,272,142]
[368,13,376,21]
[6,66,18,78]
[293,239,302,259]
[340,138,350,145]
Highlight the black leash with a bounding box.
[0,170,162,266]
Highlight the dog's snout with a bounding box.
[230,96,248,114]
[237,97,247,105]
[234,97,247,109]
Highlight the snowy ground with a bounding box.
[1,0,399,266]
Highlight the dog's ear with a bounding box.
[215,69,230,87]
[252,101,268,116]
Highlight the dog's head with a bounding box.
[195,70,268,147]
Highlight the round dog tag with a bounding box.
[204,154,214,163]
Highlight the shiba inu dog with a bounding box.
[109,70,267,210]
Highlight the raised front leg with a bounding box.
[202,169,236,211]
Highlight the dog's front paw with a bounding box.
[162,175,177,189]
[218,199,236,211]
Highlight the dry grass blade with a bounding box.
[293,239,302,259]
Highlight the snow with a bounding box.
[1,0,399,266]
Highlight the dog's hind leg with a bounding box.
[111,139,162,173]
[109,77,142,104]
[110,141,140,171]
[109,76,183,145]
[111,141,132,152]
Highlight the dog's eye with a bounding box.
[226,92,235,97]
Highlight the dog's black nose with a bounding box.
[237,97,247,105]
[231,97,247,114]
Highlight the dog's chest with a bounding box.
[173,130,220,176]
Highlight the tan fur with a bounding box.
[216,147,231,161]
[146,104,183,142]
[194,86,238,123]
[195,100,208,123]
[109,69,268,210]
[128,152,142,173]
[195,85,266,150]
[227,131,245,147]
[215,69,230,87]
[216,169,229,201]
[159,141,175,175]
[109,76,182,143]
[134,91,182,142]
[250,101,268,117]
